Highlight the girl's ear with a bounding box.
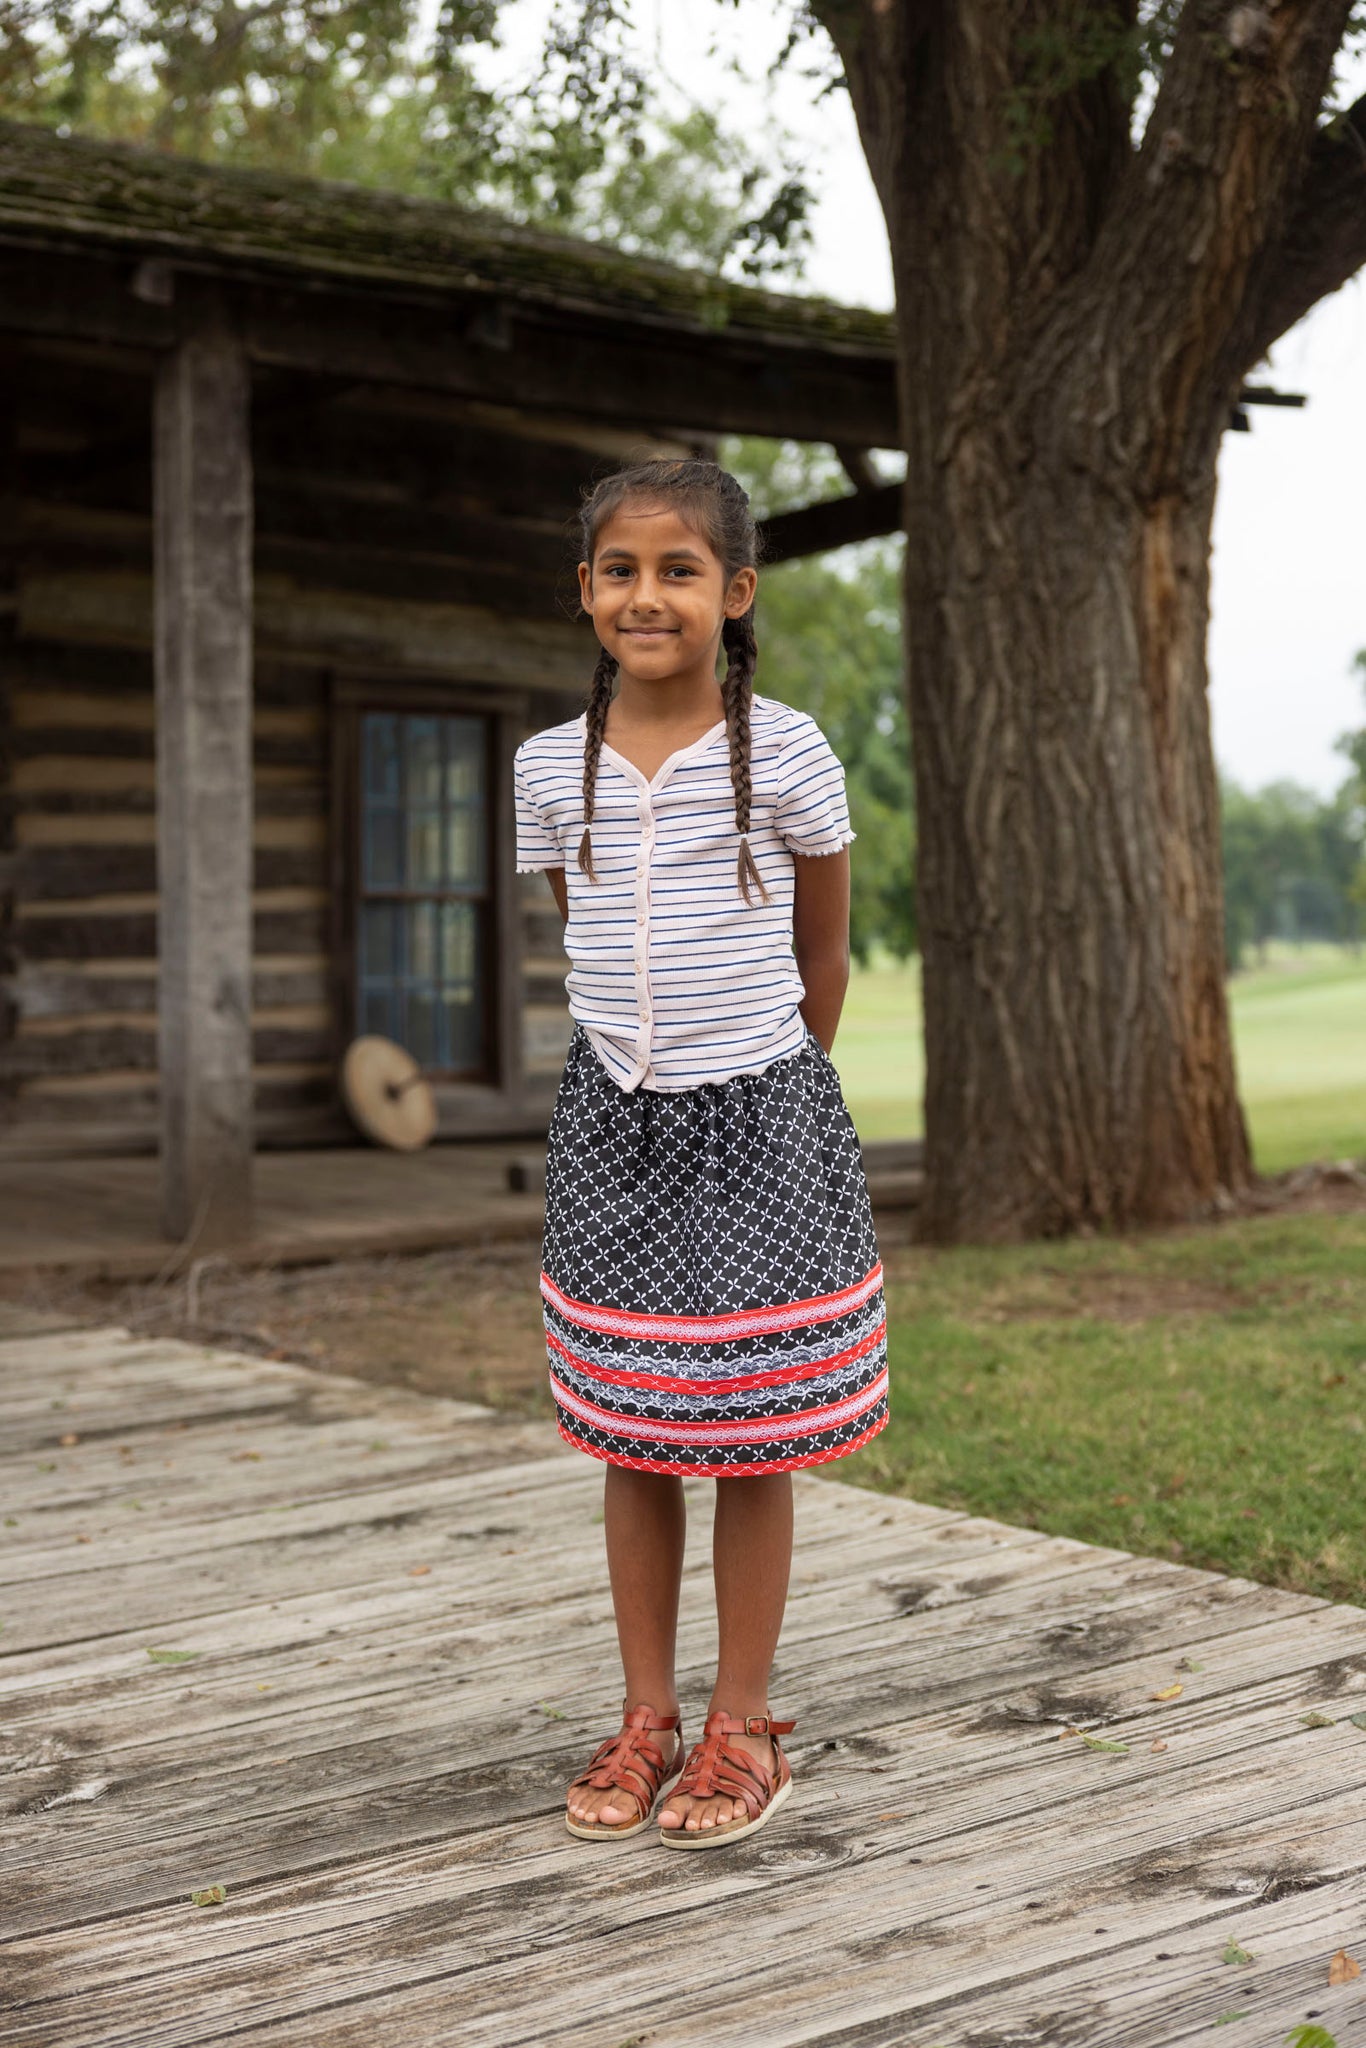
[723,566,758,618]
[577,560,595,615]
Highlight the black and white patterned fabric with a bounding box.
[541,1023,889,1474]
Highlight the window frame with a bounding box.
[331,675,525,1105]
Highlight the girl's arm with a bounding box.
[792,849,851,1054]
[545,869,568,921]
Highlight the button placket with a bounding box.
[635,798,655,1066]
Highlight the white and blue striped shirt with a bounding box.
[514,694,855,1092]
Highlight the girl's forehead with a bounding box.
[592,499,718,560]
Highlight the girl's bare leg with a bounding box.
[658,1471,793,1834]
[566,1466,686,1827]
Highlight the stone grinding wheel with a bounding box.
[340,1035,438,1152]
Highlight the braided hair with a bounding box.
[577,457,770,906]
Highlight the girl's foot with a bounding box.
[658,1709,795,1847]
[565,1703,683,1839]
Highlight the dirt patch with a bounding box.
[0,1240,551,1411]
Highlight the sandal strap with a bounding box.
[671,1709,796,1823]
[567,1705,683,1819]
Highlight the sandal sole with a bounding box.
[565,1768,683,1842]
[658,1771,794,1850]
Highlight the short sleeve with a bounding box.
[514,748,564,872]
[774,719,855,857]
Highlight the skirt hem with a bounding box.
[556,1407,889,1477]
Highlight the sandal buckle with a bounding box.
[744,1715,770,1736]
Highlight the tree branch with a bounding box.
[1085,0,1354,468]
[1243,90,1366,360]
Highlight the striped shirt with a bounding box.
[514,693,854,1092]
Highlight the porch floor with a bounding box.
[2,1312,1364,2046]
[0,1144,547,1279]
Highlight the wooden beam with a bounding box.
[759,481,903,564]
[153,307,255,1246]
[0,250,902,447]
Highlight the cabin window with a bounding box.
[355,711,491,1076]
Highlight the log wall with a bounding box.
[0,342,598,1159]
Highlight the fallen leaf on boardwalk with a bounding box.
[59,1433,79,1447]
[74,1533,91,1543]
[231,1451,262,1462]
[1058,1726,1082,1740]
[877,1813,906,1821]
[538,1701,567,1721]
[256,1683,272,1692]
[1222,1939,1254,1966]
[409,1565,431,1577]
[146,1648,199,1665]
[189,1886,227,1908]
[1081,1735,1129,1754]
[1213,2017,1249,2028]
[1150,1739,1169,1752]
[1347,1712,1366,1731]
[1300,1712,1335,1729]
[1177,1656,1204,1672]
[1286,2027,1339,2048]
[1328,1948,1361,1984]
[1150,1683,1183,1701]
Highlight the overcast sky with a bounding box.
[481,3,1366,799]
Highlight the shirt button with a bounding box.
[636,908,646,925]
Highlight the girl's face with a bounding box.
[578,501,756,683]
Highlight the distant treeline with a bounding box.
[1221,776,1363,969]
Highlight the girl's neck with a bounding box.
[610,667,725,733]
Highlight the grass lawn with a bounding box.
[844,1209,1366,1606]
[835,943,1366,1171]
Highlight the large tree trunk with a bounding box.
[903,415,1248,1238]
[813,0,1362,1239]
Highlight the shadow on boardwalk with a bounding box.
[3,1308,1365,2047]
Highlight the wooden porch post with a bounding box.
[153,308,255,1245]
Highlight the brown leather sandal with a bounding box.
[565,1702,684,1840]
[658,1708,795,1850]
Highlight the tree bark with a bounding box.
[811,0,1360,1238]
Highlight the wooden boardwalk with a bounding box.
[3,1314,1365,2048]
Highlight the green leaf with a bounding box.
[1214,2016,1249,2027]
[1285,2027,1338,2048]
[146,1648,199,1665]
[1346,1712,1366,1731]
[538,1700,567,1721]
[1222,1940,1254,1966]
[1081,1734,1129,1753]
[1300,1712,1335,1728]
[189,1885,227,1908]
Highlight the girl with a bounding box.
[513,458,888,1849]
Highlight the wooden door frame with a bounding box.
[328,672,527,1120]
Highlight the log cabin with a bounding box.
[0,120,905,1246]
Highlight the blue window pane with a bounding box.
[444,809,483,888]
[363,715,400,801]
[442,987,482,1070]
[406,718,443,806]
[362,986,395,1039]
[357,711,488,1074]
[361,903,400,979]
[404,988,439,1066]
[407,810,443,889]
[407,900,436,982]
[439,901,475,983]
[444,720,483,804]
[365,808,402,889]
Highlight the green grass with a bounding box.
[840,1211,1366,1604]
[834,944,1366,1170]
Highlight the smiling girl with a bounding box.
[513,458,888,1849]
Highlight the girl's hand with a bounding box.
[793,849,851,1053]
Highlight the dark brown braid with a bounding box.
[720,609,769,906]
[577,644,618,880]
[577,457,766,904]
